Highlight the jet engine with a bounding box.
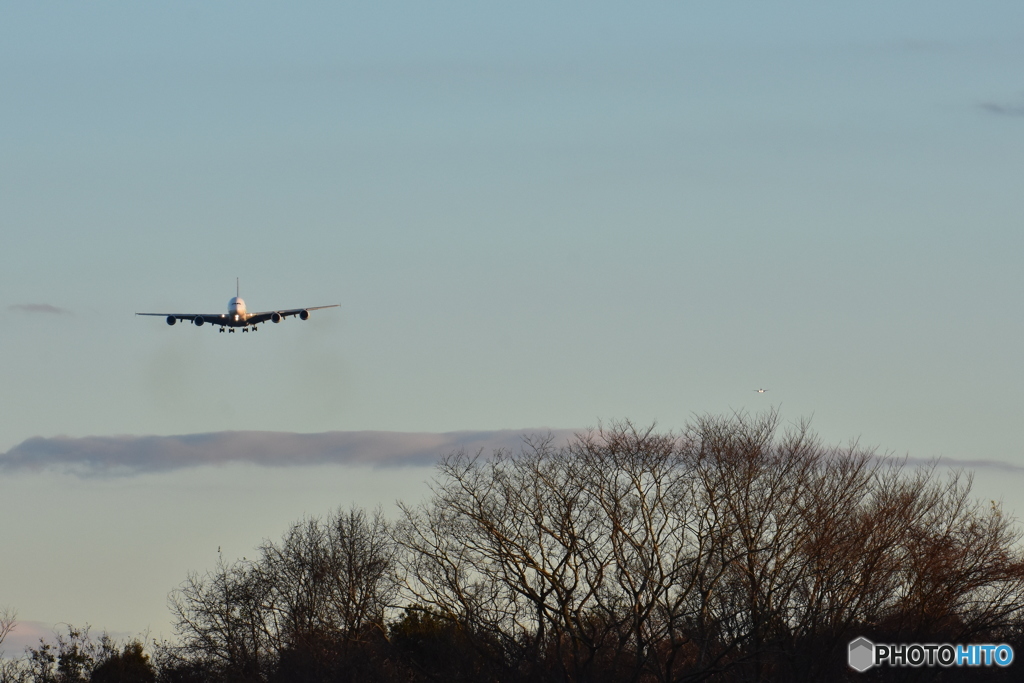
[194,316,205,327]
[299,310,310,321]
[271,312,283,323]
[166,316,176,326]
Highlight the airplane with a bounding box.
[755,388,769,394]
[136,280,339,333]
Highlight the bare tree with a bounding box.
[168,506,399,681]
[0,607,15,653]
[396,425,745,682]
[678,412,1024,682]
[567,423,740,683]
[168,556,274,682]
[0,608,27,683]
[396,413,1024,683]
[257,506,399,674]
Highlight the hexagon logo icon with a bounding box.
[848,637,875,672]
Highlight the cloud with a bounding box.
[980,101,1024,117]
[7,303,71,315]
[901,455,1024,474]
[0,620,52,658]
[0,429,578,477]
[10,429,1018,480]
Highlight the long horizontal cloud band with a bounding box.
[0,430,578,475]
[2,431,1020,478]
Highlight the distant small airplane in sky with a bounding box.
[755,388,769,393]
[136,280,338,333]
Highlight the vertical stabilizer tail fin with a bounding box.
[236,277,239,298]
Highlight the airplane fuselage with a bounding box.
[185,296,253,329]
[228,296,247,324]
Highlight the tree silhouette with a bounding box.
[90,641,155,683]
[24,411,1012,683]
[395,412,1024,682]
[168,507,399,682]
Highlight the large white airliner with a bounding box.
[137,281,338,333]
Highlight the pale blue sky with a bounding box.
[3,0,1024,649]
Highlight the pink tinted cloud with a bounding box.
[0,620,52,657]
[0,621,136,658]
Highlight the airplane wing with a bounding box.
[246,304,340,325]
[136,313,228,323]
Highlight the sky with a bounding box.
[3,0,1024,654]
